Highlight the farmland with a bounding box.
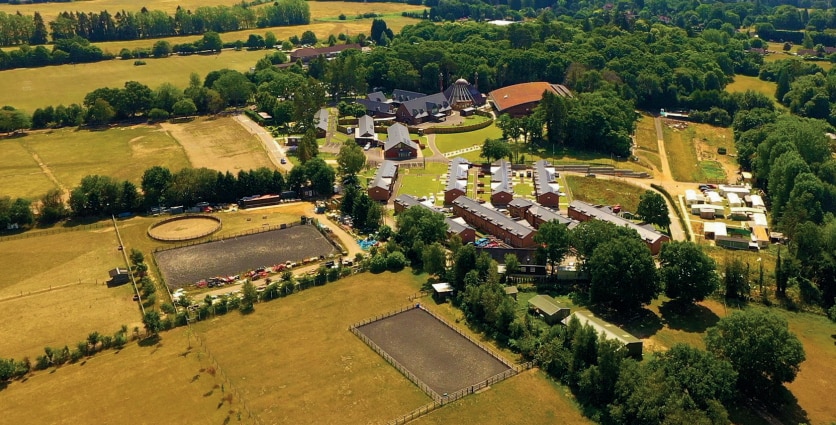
[160,116,273,173]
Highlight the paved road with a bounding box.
[233,114,292,172]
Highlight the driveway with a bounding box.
[233,114,292,172]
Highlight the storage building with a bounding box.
[564,311,643,358]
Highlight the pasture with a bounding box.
[160,116,273,173]
[632,114,664,172]
[0,136,56,199]
[726,75,779,103]
[564,175,644,213]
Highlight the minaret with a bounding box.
[474,71,479,89]
[439,72,444,93]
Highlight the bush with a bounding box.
[338,13,347,20]
[147,108,170,121]
[161,302,176,314]
[134,60,147,66]
[386,251,407,271]
[369,253,387,273]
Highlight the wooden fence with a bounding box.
[0,221,109,242]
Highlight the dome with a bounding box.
[455,78,469,85]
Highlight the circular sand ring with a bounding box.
[148,214,222,242]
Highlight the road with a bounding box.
[233,114,292,172]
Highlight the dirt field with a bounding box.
[162,117,273,173]
[154,224,336,287]
[357,307,512,396]
[148,215,221,240]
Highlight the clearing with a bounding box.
[161,116,273,173]
[725,75,780,104]
[662,120,735,183]
[564,175,645,213]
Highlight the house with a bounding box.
[452,196,537,248]
[356,98,395,117]
[354,115,377,146]
[383,124,419,160]
[393,194,476,243]
[564,311,643,358]
[314,108,329,137]
[508,198,534,219]
[444,157,470,204]
[488,82,572,117]
[395,92,452,125]
[108,268,130,286]
[508,198,577,229]
[289,43,361,63]
[390,89,428,104]
[367,160,398,201]
[533,160,560,207]
[490,159,514,206]
[567,200,669,255]
[528,294,570,325]
[703,221,727,240]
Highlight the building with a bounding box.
[504,285,519,300]
[508,198,576,229]
[564,311,643,358]
[356,95,395,117]
[490,159,514,206]
[443,78,486,109]
[390,89,427,104]
[703,221,727,240]
[533,160,560,207]
[431,282,454,299]
[705,191,724,206]
[718,184,751,197]
[452,196,536,248]
[748,194,765,211]
[314,108,329,137]
[445,157,470,205]
[395,92,452,125]
[528,294,570,325]
[488,82,572,117]
[367,160,398,201]
[383,124,419,160]
[684,189,705,206]
[354,115,377,146]
[393,194,476,243]
[108,268,130,286]
[727,192,742,207]
[239,194,282,209]
[567,200,669,255]
[289,43,361,63]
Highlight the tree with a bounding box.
[533,220,571,277]
[723,256,750,300]
[142,311,162,337]
[31,12,49,45]
[395,206,447,247]
[241,280,258,313]
[337,141,365,177]
[297,128,319,163]
[85,98,115,126]
[636,190,670,229]
[119,81,153,117]
[480,138,512,163]
[503,253,520,277]
[588,236,659,311]
[422,242,447,276]
[659,241,719,303]
[172,98,197,117]
[0,107,31,134]
[212,71,254,106]
[705,309,805,395]
[653,344,737,407]
[39,189,67,224]
[200,31,223,52]
[300,30,318,45]
[152,40,172,58]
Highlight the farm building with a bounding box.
[383,124,419,160]
[452,196,537,248]
[533,160,561,207]
[567,200,669,255]
[528,294,570,325]
[488,82,572,117]
[727,192,742,207]
[368,161,398,202]
[563,311,643,358]
[315,108,329,137]
[443,78,486,109]
[108,268,130,286]
[395,92,452,125]
[490,159,514,206]
[289,43,361,63]
[354,115,377,146]
[718,184,751,196]
[445,157,471,204]
[705,191,724,206]
[703,221,727,240]
[393,194,476,244]
[239,194,282,209]
[684,189,705,205]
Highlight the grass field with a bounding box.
[435,124,503,155]
[1,125,191,199]
[161,116,273,173]
[634,114,658,152]
[662,121,736,183]
[564,175,644,213]
[725,75,779,102]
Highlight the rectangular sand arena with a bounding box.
[356,307,512,396]
[154,225,336,288]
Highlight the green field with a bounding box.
[725,75,779,102]
[634,114,659,152]
[435,124,503,155]
[663,124,705,182]
[699,160,726,181]
[564,175,644,213]
[0,125,191,199]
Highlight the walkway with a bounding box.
[233,114,291,172]
[424,134,449,162]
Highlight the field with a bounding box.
[357,307,512,396]
[0,224,141,358]
[154,224,336,287]
[0,125,190,199]
[725,75,779,102]
[161,116,273,173]
[633,114,663,172]
[564,175,644,213]
[662,120,735,183]
[434,124,503,161]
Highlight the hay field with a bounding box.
[191,271,433,424]
[0,136,56,199]
[3,125,190,198]
[161,117,273,173]
[0,327,233,425]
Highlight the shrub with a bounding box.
[386,251,407,271]
[134,60,147,66]
[369,253,387,273]
[338,13,346,20]
[161,302,176,314]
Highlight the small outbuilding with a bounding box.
[108,268,130,286]
[564,311,643,358]
[703,221,727,240]
[528,294,570,325]
[431,282,454,299]
[504,285,519,300]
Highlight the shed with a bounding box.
[563,311,643,358]
[504,286,519,300]
[527,294,570,325]
[108,268,130,286]
[431,282,454,299]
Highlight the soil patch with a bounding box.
[148,215,221,241]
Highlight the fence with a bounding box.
[153,221,303,253]
[0,221,109,242]
[146,214,222,242]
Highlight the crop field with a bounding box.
[0,125,190,199]
[357,307,512,396]
[564,175,644,213]
[160,116,273,173]
[154,224,336,288]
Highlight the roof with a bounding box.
[431,282,454,293]
[370,160,398,190]
[528,205,576,228]
[109,268,129,277]
[534,159,559,196]
[290,43,361,61]
[491,159,513,194]
[488,82,572,113]
[568,200,668,244]
[367,91,389,103]
[703,221,727,237]
[750,194,765,208]
[504,286,519,295]
[509,198,534,209]
[447,157,470,181]
[315,109,329,132]
[384,123,418,151]
[564,311,641,345]
[443,79,486,107]
[399,92,451,119]
[356,98,394,114]
[453,196,535,239]
[391,89,427,103]
[356,115,375,138]
[752,213,768,227]
[528,294,565,316]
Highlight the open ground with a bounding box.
[662,119,736,183]
[160,116,273,173]
[357,307,512,396]
[154,223,336,287]
[564,175,644,213]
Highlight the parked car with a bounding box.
[280,158,287,164]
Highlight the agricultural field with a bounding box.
[662,120,735,183]
[564,175,644,213]
[160,116,273,173]
[0,125,190,199]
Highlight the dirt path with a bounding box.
[654,116,674,182]
[233,114,292,173]
[22,146,68,201]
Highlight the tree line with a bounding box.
[0,0,309,46]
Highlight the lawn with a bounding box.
[725,75,779,102]
[699,160,726,181]
[661,121,735,183]
[397,172,445,203]
[0,136,56,199]
[564,175,645,213]
[11,125,190,197]
[435,124,503,155]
